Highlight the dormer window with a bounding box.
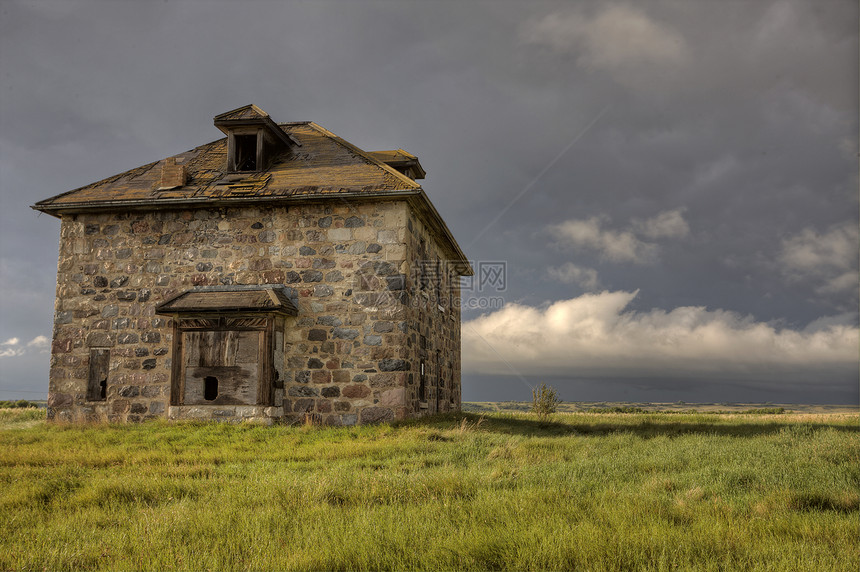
[214,104,300,174]
[233,133,259,172]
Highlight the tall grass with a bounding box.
[1,410,857,571]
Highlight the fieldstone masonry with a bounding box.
[47,201,463,424]
[37,105,471,424]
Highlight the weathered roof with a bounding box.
[33,107,472,274]
[34,122,419,211]
[213,104,270,122]
[367,149,426,180]
[155,285,298,316]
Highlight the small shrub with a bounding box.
[531,383,561,419]
[742,407,785,414]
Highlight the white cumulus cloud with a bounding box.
[463,291,858,383]
[550,216,658,263]
[549,209,689,264]
[0,335,49,358]
[778,222,858,294]
[521,4,688,88]
[634,208,690,239]
[547,262,600,291]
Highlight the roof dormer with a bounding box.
[367,149,425,180]
[213,104,300,173]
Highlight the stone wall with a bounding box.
[402,210,463,415]
[47,199,461,424]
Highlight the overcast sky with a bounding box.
[0,0,857,404]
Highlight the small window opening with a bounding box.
[234,135,257,171]
[419,359,426,402]
[204,376,219,401]
[87,348,110,402]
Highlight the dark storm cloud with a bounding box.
[0,0,856,402]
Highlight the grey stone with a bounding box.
[379,359,409,371]
[292,398,315,413]
[86,332,115,347]
[363,335,382,346]
[386,274,406,291]
[299,246,316,255]
[142,359,156,370]
[308,358,324,369]
[314,285,333,297]
[289,386,320,397]
[360,407,394,424]
[318,216,332,228]
[312,258,336,269]
[142,331,161,343]
[118,386,140,398]
[332,327,359,340]
[373,321,394,333]
[301,270,323,282]
[347,242,367,255]
[308,329,327,341]
[118,333,139,344]
[110,276,129,288]
[344,216,364,228]
[325,270,343,282]
[116,291,137,302]
[317,316,342,327]
[321,386,340,398]
[366,243,382,253]
[258,230,276,243]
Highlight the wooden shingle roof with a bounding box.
[34,122,420,211]
[32,106,472,274]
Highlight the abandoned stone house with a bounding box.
[33,105,472,424]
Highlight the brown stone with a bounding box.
[342,384,370,398]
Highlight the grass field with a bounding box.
[1,407,857,571]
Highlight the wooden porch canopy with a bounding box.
[155,285,298,316]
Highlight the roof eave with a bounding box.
[31,189,473,275]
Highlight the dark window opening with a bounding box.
[204,376,219,401]
[234,135,257,171]
[419,359,426,402]
[87,348,110,402]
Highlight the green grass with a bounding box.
[1,409,858,571]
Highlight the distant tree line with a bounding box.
[0,400,42,409]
